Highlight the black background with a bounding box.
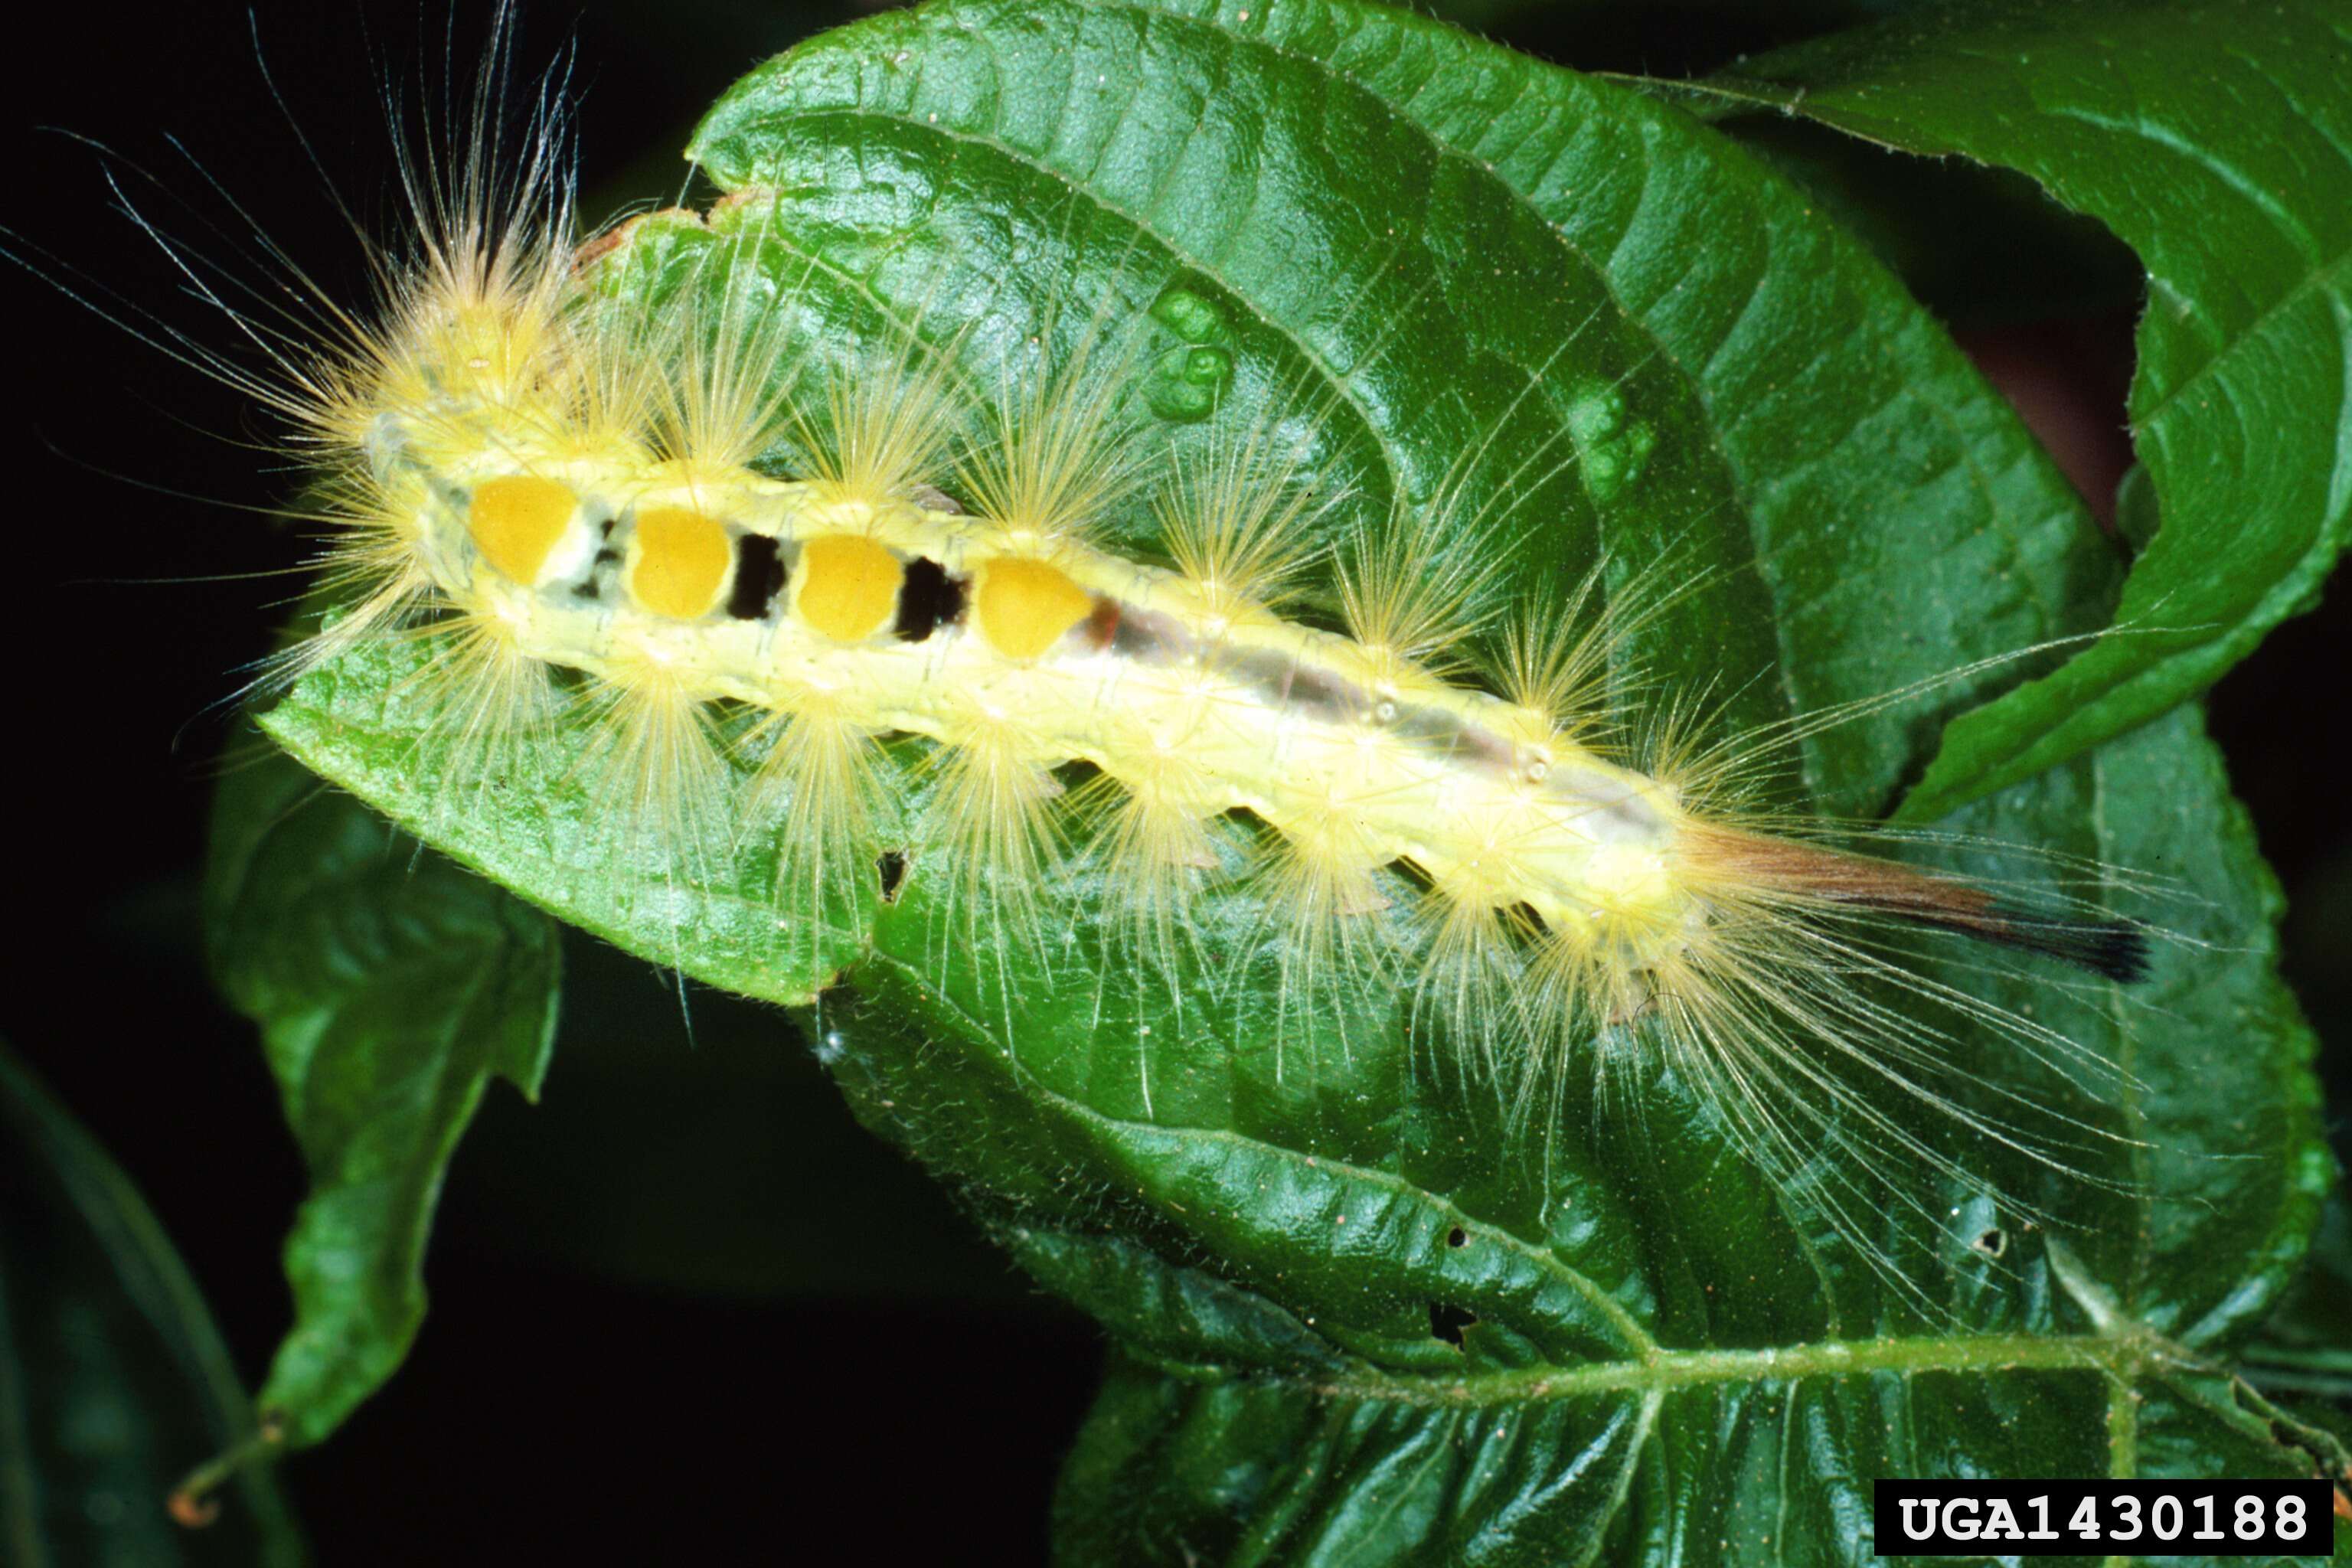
[2,2,2344,1563]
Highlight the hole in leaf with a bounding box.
[877,851,909,903]
[1446,1227,1468,1248]
[1974,1228,2007,1259]
[1427,1301,1478,1348]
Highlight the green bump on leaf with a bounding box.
[1148,284,1233,345]
[1145,341,1235,420]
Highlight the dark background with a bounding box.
[2,2,2344,1562]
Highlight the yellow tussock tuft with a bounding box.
[924,707,1068,962]
[956,329,1143,553]
[746,694,890,930]
[637,249,805,477]
[1154,433,1328,631]
[1334,495,1501,686]
[576,658,731,892]
[795,314,974,510]
[391,609,560,828]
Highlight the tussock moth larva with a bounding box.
[10,0,2190,1343]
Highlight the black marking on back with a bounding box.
[573,544,622,604]
[1109,600,1180,659]
[727,534,788,621]
[571,511,620,602]
[894,556,966,642]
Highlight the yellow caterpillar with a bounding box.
[362,224,2145,999]
[46,14,2158,1321]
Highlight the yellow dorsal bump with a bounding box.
[467,475,578,586]
[627,505,733,620]
[975,557,1095,662]
[796,533,904,644]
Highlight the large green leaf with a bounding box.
[1664,0,2352,822]
[0,1041,305,1565]
[204,748,559,1450]
[233,0,2337,1557]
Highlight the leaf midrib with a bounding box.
[1300,1328,2121,1409]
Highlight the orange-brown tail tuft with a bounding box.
[1685,826,2150,984]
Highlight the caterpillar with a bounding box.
[25,1,2165,1328]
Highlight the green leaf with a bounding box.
[0,1040,305,1565]
[2239,1185,2352,1401]
[1668,0,2352,822]
[237,0,2333,1556]
[204,747,560,1449]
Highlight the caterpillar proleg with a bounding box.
[28,0,2190,1338]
